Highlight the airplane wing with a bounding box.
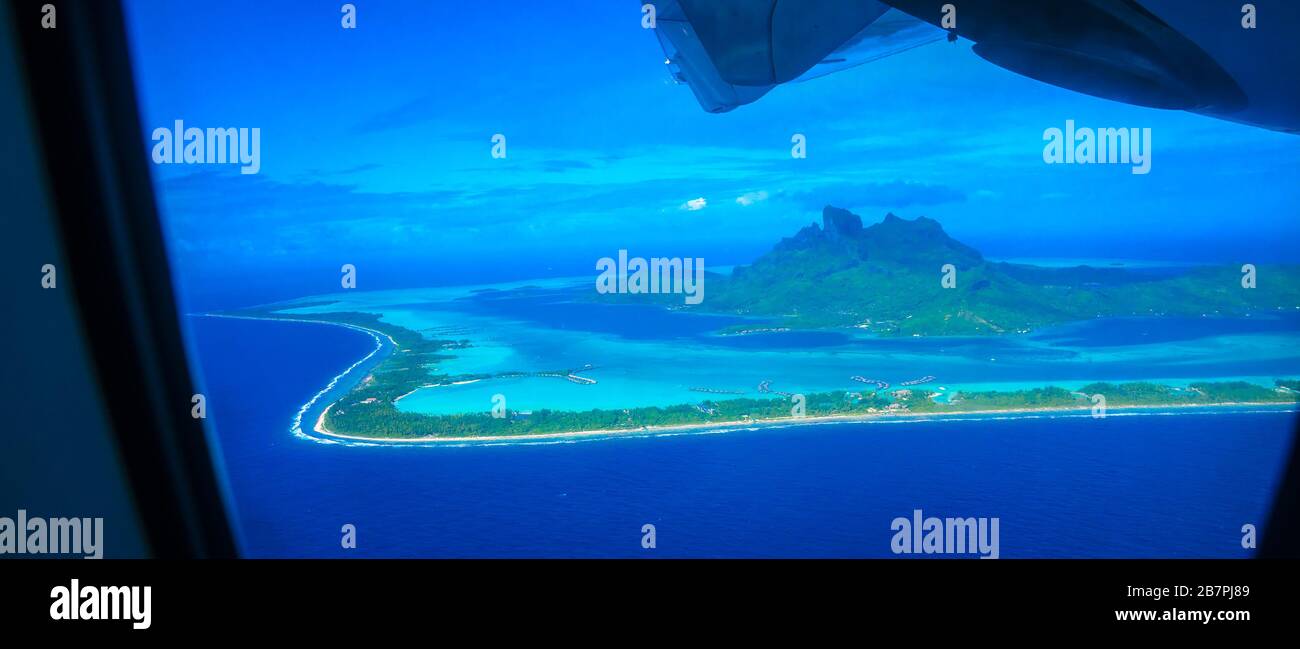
[649,0,1300,134]
[791,8,947,83]
[650,0,943,112]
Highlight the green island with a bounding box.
[216,305,1300,441]
[613,207,1300,336]
[318,378,1296,440]
[216,208,1300,440]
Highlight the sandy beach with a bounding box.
[312,399,1297,445]
[206,312,1298,445]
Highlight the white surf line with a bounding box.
[289,332,384,441]
[392,388,421,404]
[197,313,390,441]
[196,314,1300,447]
[312,400,1299,447]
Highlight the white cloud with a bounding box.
[680,197,708,211]
[735,190,769,207]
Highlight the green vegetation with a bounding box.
[314,379,1296,440]
[325,391,885,439]
[685,209,1300,336]
[220,223,1300,439]
[223,302,1300,441]
[909,381,1298,414]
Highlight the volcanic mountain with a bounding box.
[705,206,1299,336]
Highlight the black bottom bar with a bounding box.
[0,559,1291,636]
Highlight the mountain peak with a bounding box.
[873,211,940,231]
[859,210,981,265]
[822,205,863,240]
[769,205,981,266]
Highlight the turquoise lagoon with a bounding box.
[272,276,1300,418]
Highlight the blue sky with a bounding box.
[123,0,1300,307]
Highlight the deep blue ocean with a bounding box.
[190,315,1296,558]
